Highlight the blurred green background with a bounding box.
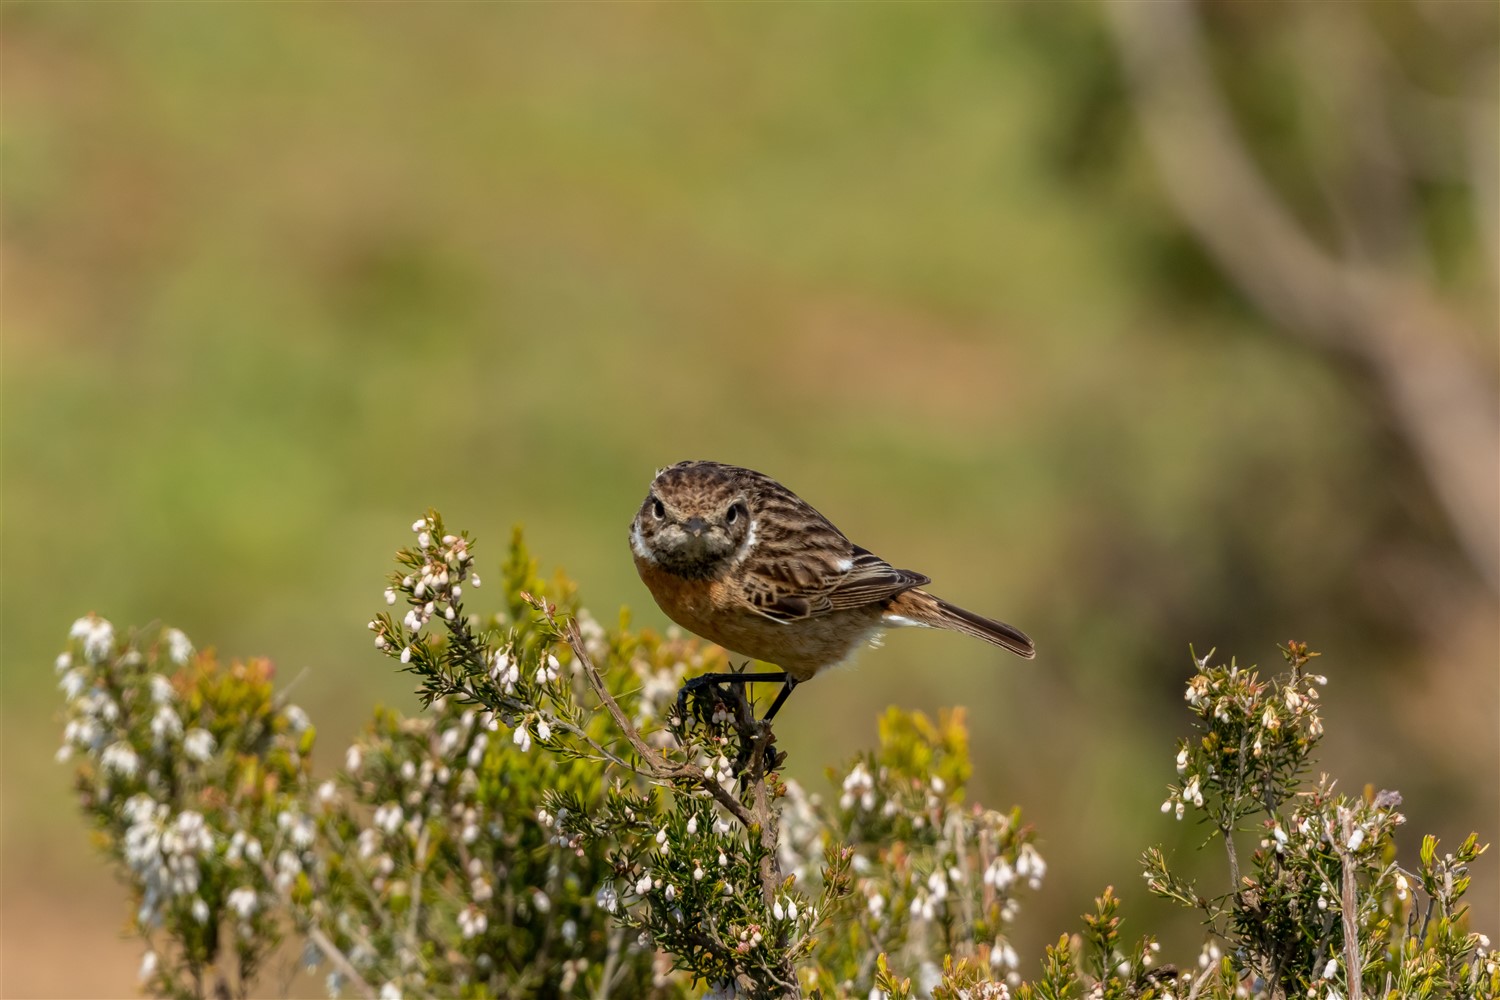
[3,2,1495,996]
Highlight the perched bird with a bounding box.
[629,460,1035,720]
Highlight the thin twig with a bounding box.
[306,924,376,999]
[593,925,626,1000]
[320,824,397,938]
[1308,909,1338,996]
[1417,891,1436,947]
[1185,957,1220,1000]
[556,615,759,829]
[435,606,635,771]
[405,817,430,984]
[447,675,633,771]
[1337,812,1365,1000]
[1222,826,1241,893]
[749,722,783,910]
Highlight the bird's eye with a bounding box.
[651,498,666,520]
[726,502,745,525]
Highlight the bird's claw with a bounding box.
[674,674,753,734]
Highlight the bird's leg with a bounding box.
[760,677,799,722]
[682,671,789,689]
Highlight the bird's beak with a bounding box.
[684,517,707,537]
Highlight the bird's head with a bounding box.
[630,461,757,577]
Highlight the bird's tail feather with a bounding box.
[929,597,1036,659]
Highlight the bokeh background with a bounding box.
[3,3,1496,996]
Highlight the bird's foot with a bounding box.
[672,668,787,731]
[672,669,791,777]
[673,674,754,734]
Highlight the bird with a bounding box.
[629,460,1035,722]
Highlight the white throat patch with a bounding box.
[728,517,758,569]
[630,520,658,564]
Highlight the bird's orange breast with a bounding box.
[633,556,736,636]
[633,554,881,682]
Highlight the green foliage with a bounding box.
[1135,642,1495,1000]
[56,619,310,1000]
[309,698,662,998]
[803,706,1042,996]
[54,516,1493,999]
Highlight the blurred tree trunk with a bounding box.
[1104,0,1499,593]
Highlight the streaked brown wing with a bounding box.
[824,546,930,610]
[744,544,929,623]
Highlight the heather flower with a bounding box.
[101,741,140,778]
[182,728,215,762]
[227,887,258,919]
[72,615,115,664]
[163,629,193,666]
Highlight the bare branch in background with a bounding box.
[1104,0,1499,593]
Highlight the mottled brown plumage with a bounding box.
[630,461,1034,717]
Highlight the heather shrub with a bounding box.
[55,515,1493,998]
